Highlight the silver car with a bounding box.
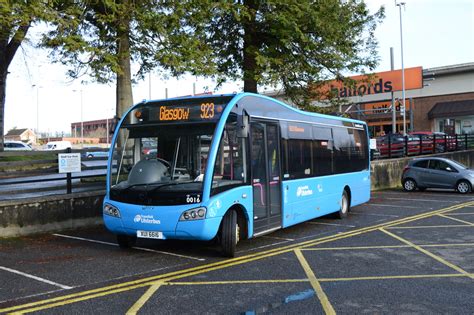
[401,157,474,194]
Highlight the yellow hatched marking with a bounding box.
[168,273,471,285]
[304,245,410,251]
[319,273,470,282]
[294,249,335,315]
[438,214,474,226]
[4,201,474,314]
[387,225,472,229]
[169,279,309,285]
[303,243,474,251]
[380,228,474,280]
[126,282,163,315]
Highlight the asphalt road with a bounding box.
[1,189,474,314]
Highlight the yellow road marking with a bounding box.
[380,228,474,280]
[126,282,163,315]
[438,214,474,226]
[304,245,410,251]
[166,273,473,285]
[169,279,309,285]
[3,201,474,314]
[387,225,473,229]
[303,243,474,251]
[319,273,471,282]
[294,249,335,315]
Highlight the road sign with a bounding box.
[58,153,81,173]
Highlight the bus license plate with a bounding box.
[137,230,164,239]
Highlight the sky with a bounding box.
[5,0,474,134]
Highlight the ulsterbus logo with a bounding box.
[297,185,313,197]
[134,214,161,224]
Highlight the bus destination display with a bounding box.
[134,102,225,124]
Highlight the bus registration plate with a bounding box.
[137,230,164,239]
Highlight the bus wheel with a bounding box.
[336,190,350,219]
[117,234,136,249]
[220,209,239,257]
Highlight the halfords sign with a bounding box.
[321,67,423,98]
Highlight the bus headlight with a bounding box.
[104,204,121,218]
[179,207,206,221]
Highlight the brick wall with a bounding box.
[413,92,474,131]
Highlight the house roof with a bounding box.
[428,99,474,119]
[5,128,28,136]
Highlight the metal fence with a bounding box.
[373,134,474,159]
[2,134,474,200]
[0,148,109,201]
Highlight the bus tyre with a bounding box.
[220,209,238,257]
[456,180,471,194]
[336,190,349,219]
[117,234,136,249]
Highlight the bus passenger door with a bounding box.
[250,121,282,236]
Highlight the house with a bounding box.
[5,128,37,144]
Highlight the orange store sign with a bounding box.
[320,67,423,98]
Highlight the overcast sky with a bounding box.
[5,0,474,134]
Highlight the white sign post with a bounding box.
[58,153,81,194]
[58,153,82,173]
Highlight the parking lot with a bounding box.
[1,190,474,314]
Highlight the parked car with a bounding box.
[401,157,474,194]
[82,148,109,159]
[44,140,72,150]
[376,133,406,158]
[409,131,456,152]
[4,140,33,151]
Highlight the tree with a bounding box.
[41,0,213,120]
[0,0,56,151]
[177,0,384,109]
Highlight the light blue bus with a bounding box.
[104,93,370,256]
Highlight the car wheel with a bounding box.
[220,209,239,257]
[335,190,350,219]
[87,154,93,159]
[117,234,137,248]
[403,178,417,192]
[456,180,471,194]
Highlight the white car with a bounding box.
[4,141,33,151]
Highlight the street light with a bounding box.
[31,85,42,135]
[395,1,407,135]
[73,89,83,146]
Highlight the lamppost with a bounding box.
[73,89,84,146]
[31,85,42,135]
[395,1,406,135]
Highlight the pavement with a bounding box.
[0,189,473,314]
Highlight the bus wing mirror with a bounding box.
[237,112,249,138]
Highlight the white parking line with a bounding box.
[351,211,399,218]
[0,266,73,290]
[53,234,205,261]
[306,222,356,228]
[261,235,295,241]
[366,203,420,209]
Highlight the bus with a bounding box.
[104,93,370,257]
